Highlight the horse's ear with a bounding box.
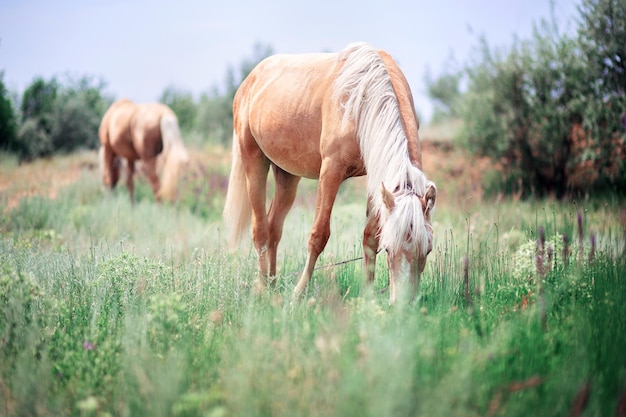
[422,182,437,216]
[381,182,395,211]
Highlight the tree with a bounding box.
[20,77,58,129]
[194,42,274,145]
[196,88,232,145]
[160,86,197,132]
[16,77,58,159]
[220,42,274,129]
[424,62,462,123]
[579,0,626,97]
[456,2,626,198]
[14,75,110,160]
[0,71,17,152]
[575,0,626,192]
[51,75,111,152]
[17,118,53,159]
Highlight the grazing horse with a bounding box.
[98,99,189,202]
[223,42,437,304]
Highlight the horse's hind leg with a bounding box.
[126,160,136,202]
[267,165,301,280]
[142,158,161,201]
[240,138,271,283]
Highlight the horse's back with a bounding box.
[234,52,343,178]
[238,52,337,121]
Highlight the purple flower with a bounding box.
[83,341,95,351]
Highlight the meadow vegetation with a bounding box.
[1,144,625,417]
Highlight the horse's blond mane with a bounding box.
[333,42,430,255]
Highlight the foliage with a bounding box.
[424,64,462,123]
[579,0,626,97]
[20,77,58,125]
[15,77,58,159]
[151,42,276,147]
[0,71,18,152]
[186,42,273,145]
[15,117,53,158]
[50,94,99,153]
[574,0,626,192]
[6,194,56,231]
[3,42,273,159]
[160,86,197,132]
[177,156,229,221]
[459,27,587,197]
[11,75,110,160]
[450,1,626,198]
[51,76,110,152]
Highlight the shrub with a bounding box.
[50,93,102,152]
[160,86,198,132]
[16,118,54,159]
[13,76,110,160]
[456,1,626,198]
[0,71,18,152]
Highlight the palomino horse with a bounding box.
[223,42,437,304]
[98,99,189,202]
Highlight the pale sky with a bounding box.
[0,0,578,123]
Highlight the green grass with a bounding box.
[1,153,625,417]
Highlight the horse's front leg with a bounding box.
[362,197,380,285]
[293,163,343,299]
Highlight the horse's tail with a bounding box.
[158,113,189,201]
[223,131,251,250]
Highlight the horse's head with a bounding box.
[379,181,437,304]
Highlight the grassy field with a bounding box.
[1,143,625,417]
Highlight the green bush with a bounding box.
[160,86,198,132]
[579,0,626,98]
[0,72,18,152]
[7,195,55,231]
[50,93,102,152]
[455,1,626,198]
[459,27,588,197]
[15,117,54,159]
[12,76,110,160]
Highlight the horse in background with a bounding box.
[223,42,437,304]
[98,99,189,202]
